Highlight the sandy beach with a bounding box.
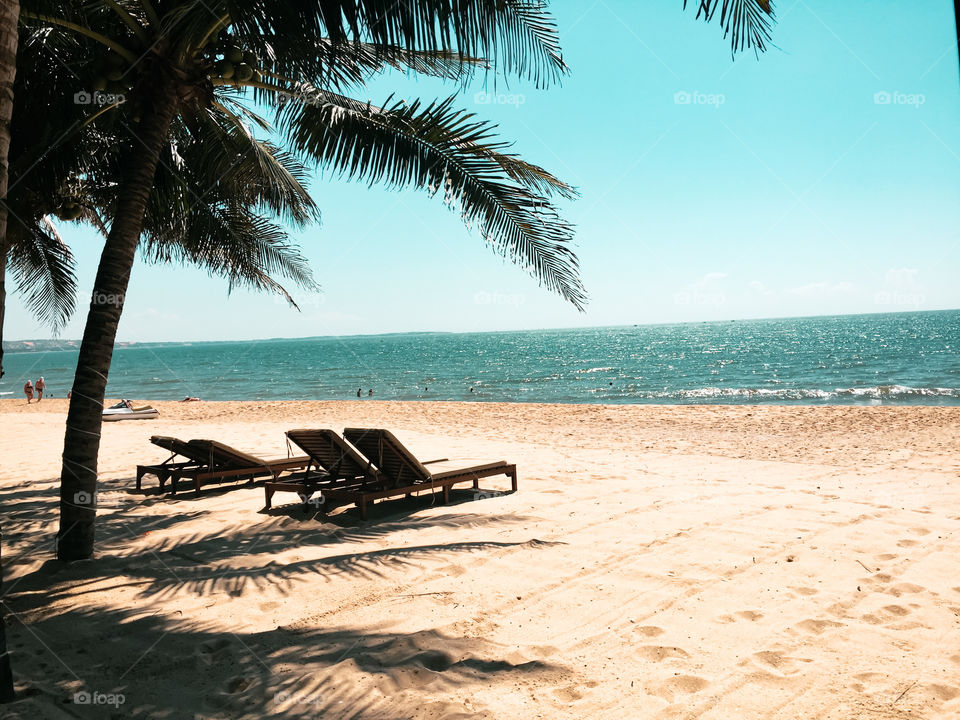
[1,398,959,719]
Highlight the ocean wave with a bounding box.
[629,385,960,401]
[578,366,616,374]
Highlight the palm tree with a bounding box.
[1,26,322,373]
[0,0,18,703]
[17,1,583,561]
[0,0,18,385]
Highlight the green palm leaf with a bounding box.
[684,0,775,56]
[276,90,585,309]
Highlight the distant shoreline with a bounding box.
[5,306,959,351]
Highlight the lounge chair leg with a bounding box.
[265,487,274,509]
[510,469,518,492]
[442,485,450,504]
[359,499,367,520]
[472,478,479,490]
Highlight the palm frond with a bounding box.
[219,0,567,86]
[684,0,775,56]
[5,218,78,331]
[278,90,586,309]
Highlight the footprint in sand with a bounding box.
[637,645,691,662]
[796,618,844,635]
[634,626,666,638]
[553,685,583,702]
[908,527,931,536]
[897,539,919,548]
[752,650,812,677]
[876,553,898,561]
[881,604,910,618]
[735,610,764,622]
[649,675,710,702]
[224,676,254,694]
[792,587,819,597]
[927,684,960,701]
[886,583,924,598]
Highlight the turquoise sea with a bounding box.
[2,310,958,405]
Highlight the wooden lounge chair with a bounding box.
[136,436,204,492]
[320,428,517,519]
[263,429,380,509]
[136,437,308,495]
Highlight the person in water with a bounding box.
[368,389,373,396]
[24,380,34,403]
[357,388,362,398]
[35,376,46,401]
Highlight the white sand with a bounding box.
[1,399,959,718]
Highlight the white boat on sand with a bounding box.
[102,400,159,421]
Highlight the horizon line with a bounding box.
[4,306,958,349]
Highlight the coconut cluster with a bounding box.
[55,201,83,221]
[89,51,134,95]
[207,34,262,84]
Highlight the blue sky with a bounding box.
[6,0,960,342]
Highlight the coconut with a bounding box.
[215,60,235,79]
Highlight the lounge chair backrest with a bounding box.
[151,436,206,462]
[343,428,433,486]
[285,429,375,478]
[187,439,264,468]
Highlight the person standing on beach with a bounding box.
[35,377,46,401]
[24,380,34,403]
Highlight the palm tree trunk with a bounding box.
[0,529,13,703]
[955,0,960,80]
[0,0,18,384]
[56,78,179,561]
[0,0,19,702]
